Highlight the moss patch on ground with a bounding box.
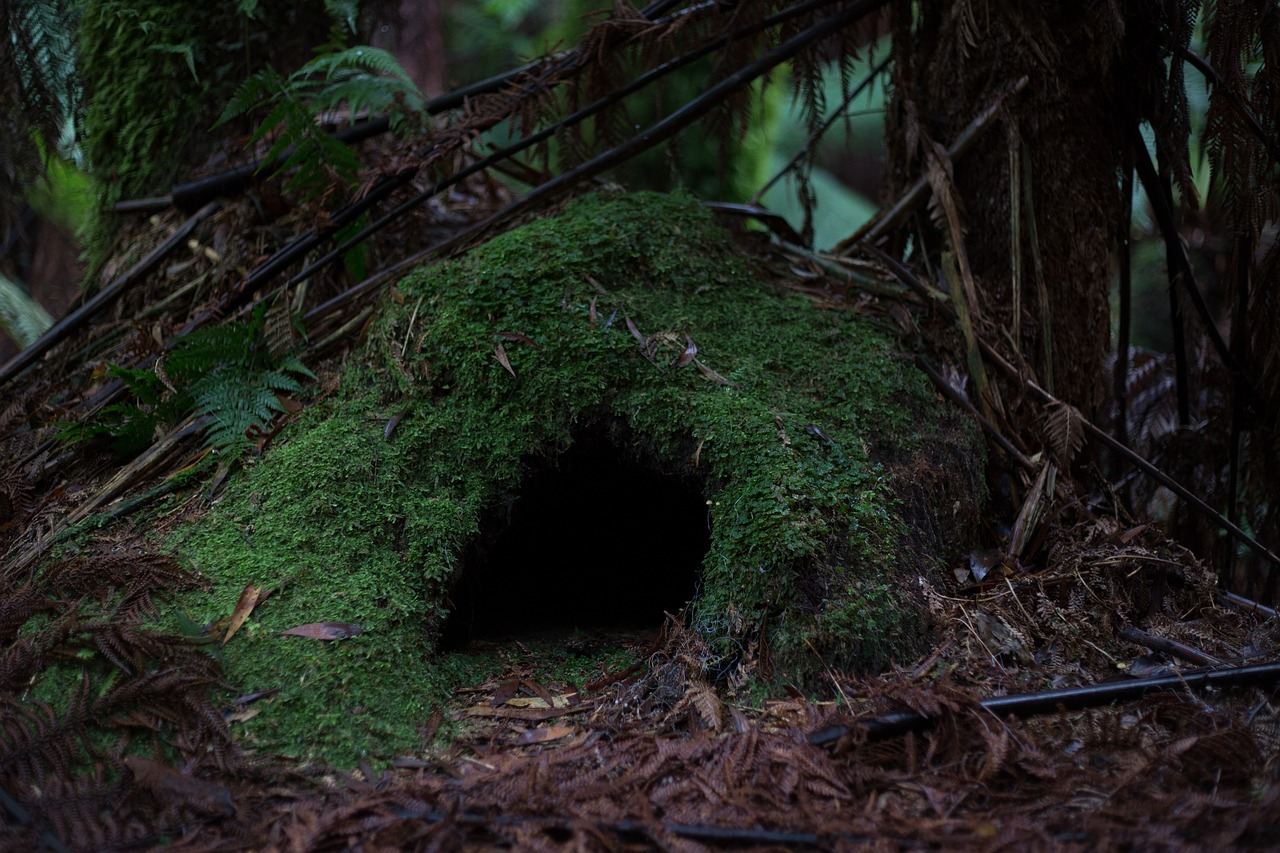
[169,191,981,765]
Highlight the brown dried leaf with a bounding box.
[124,757,235,817]
[674,334,697,368]
[690,684,723,731]
[465,704,590,721]
[515,725,574,745]
[384,407,409,441]
[625,315,644,342]
[1043,400,1086,466]
[279,621,364,640]
[693,359,730,386]
[226,707,260,724]
[222,583,263,645]
[494,343,516,377]
[497,331,540,348]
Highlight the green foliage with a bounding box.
[171,308,315,449]
[1,0,82,233]
[216,43,425,197]
[79,1,205,202]
[65,306,313,456]
[0,274,54,349]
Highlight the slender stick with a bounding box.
[810,660,1280,745]
[0,202,222,390]
[1113,146,1133,462]
[834,76,1029,252]
[1218,590,1279,621]
[872,245,1280,571]
[1130,127,1244,402]
[307,0,893,326]
[916,356,1033,471]
[751,54,890,205]
[1119,626,1223,666]
[1226,232,1251,590]
[282,0,852,308]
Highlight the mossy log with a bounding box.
[171,192,983,762]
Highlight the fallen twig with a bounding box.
[1119,625,1224,666]
[0,202,222,390]
[809,659,1280,746]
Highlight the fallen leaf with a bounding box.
[589,296,597,329]
[506,697,550,709]
[465,704,592,721]
[494,344,515,377]
[384,407,409,441]
[227,687,279,706]
[222,584,263,645]
[497,331,540,348]
[674,334,697,368]
[124,757,234,817]
[206,459,231,502]
[523,680,563,707]
[625,315,644,343]
[420,707,444,742]
[694,359,729,385]
[489,678,520,708]
[225,707,260,724]
[168,447,212,479]
[515,725,575,745]
[1119,524,1149,545]
[279,622,364,640]
[689,684,724,731]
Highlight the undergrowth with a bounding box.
[216,37,425,198]
[64,303,313,456]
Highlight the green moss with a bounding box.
[171,191,979,764]
[78,1,332,267]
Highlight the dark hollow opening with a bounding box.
[441,427,708,647]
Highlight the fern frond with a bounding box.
[1042,400,1086,467]
[214,69,283,127]
[0,274,54,349]
[296,45,415,90]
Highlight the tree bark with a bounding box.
[885,1,1125,418]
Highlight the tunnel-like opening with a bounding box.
[441,424,709,647]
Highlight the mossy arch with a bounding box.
[172,191,982,762]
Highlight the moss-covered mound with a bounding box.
[171,191,981,762]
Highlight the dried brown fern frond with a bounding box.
[1042,399,1086,467]
[0,673,93,786]
[0,609,80,693]
[41,553,201,616]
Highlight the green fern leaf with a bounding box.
[215,69,280,127]
[0,273,53,348]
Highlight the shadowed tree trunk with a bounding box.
[885,1,1126,418]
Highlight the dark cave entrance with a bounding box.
[440,425,709,647]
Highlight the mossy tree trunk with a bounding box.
[79,0,332,207]
[884,2,1126,418]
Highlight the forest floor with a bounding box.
[2,159,1278,850]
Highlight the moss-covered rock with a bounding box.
[170,191,981,763]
